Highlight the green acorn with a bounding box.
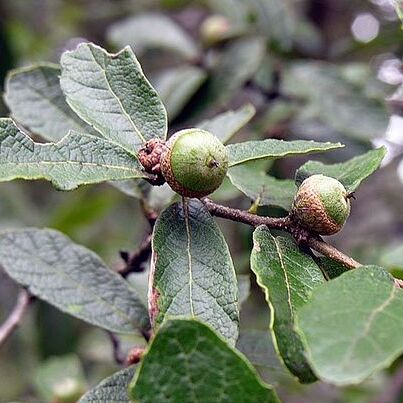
[291,174,351,235]
[160,128,229,198]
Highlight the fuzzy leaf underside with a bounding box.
[129,319,280,403]
[295,147,387,192]
[60,42,167,154]
[251,226,325,383]
[228,162,296,210]
[150,199,239,345]
[4,64,94,141]
[198,104,256,144]
[0,119,146,190]
[0,228,149,333]
[227,139,343,167]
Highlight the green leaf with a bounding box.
[227,139,343,167]
[297,266,403,385]
[228,162,296,210]
[129,319,280,403]
[150,199,239,345]
[4,64,94,142]
[198,104,256,144]
[60,43,167,154]
[0,228,150,333]
[107,13,199,60]
[79,366,135,403]
[251,226,325,383]
[295,147,386,192]
[236,330,289,375]
[0,119,146,191]
[153,65,206,120]
[35,354,86,402]
[200,36,265,110]
[283,62,389,141]
[315,257,350,280]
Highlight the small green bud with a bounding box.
[291,174,351,235]
[161,128,228,198]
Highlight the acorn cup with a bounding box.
[291,174,351,235]
[160,128,229,198]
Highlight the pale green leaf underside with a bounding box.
[107,13,199,60]
[297,266,403,385]
[150,199,239,345]
[153,65,206,120]
[60,42,167,154]
[227,139,343,167]
[4,64,94,142]
[295,147,387,192]
[79,366,136,402]
[0,119,146,190]
[251,226,325,383]
[228,162,296,210]
[198,104,256,144]
[0,228,149,333]
[129,319,280,403]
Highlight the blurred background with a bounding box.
[0,0,402,402]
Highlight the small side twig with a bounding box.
[118,235,152,278]
[202,198,368,272]
[107,331,125,365]
[0,289,32,348]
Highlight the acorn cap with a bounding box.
[161,128,228,198]
[292,174,351,235]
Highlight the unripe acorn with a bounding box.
[291,174,351,235]
[160,128,228,198]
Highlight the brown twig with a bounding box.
[107,331,125,365]
[0,289,32,348]
[203,198,361,270]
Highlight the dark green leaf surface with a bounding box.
[228,162,296,210]
[153,66,206,120]
[150,199,239,345]
[297,266,403,385]
[60,43,167,154]
[107,13,199,60]
[315,257,350,280]
[0,119,146,190]
[4,64,93,141]
[0,228,149,333]
[227,139,343,167]
[198,104,256,144]
[129,319,280,403]
[295,147,386,192]
[79,366,135,402]
[251,226,325,382]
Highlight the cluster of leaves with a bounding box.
[1,36,402,402]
